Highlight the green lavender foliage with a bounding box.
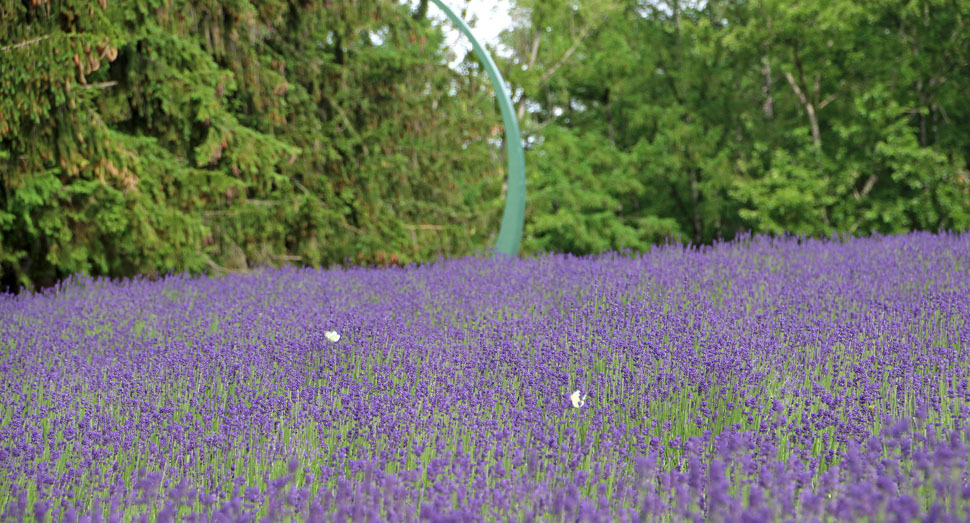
[0,0,506,292]
[1,233,968,521]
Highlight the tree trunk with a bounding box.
[783,70,820,148]
[762,55,773,118]
[784,46,821,148]
[689,168,702,244]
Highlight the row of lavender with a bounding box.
[1,231,968,521]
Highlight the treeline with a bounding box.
[2,0,969,293]
[0,0,506,292]
[504,0,970,253]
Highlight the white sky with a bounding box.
[422,0,515,62]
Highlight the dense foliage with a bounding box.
[1,0,506,292]
[500,0,970,253]
[3,0,970,293]
[1,231,968,520]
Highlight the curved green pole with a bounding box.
[430,0,525,258]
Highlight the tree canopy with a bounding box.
[1,0,507,292]
[2,0,968,292]
[499,0,970,254]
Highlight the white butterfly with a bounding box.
[324,330,340,343]
[570,390,587,408]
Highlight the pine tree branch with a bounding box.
[80,81,118,90]
[537,16,602,86]
[1,35,51,52]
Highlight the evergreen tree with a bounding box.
[1,0,507,292]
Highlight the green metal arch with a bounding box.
[430,1,525,258]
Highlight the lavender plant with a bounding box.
[1,231,968,522]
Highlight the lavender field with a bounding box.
[1,232,969,522]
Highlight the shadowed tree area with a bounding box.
[1,0,507,292]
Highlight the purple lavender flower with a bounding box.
[1,232,969,520]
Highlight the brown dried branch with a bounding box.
[0,35,51,52]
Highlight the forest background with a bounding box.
[1,0,968,293]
